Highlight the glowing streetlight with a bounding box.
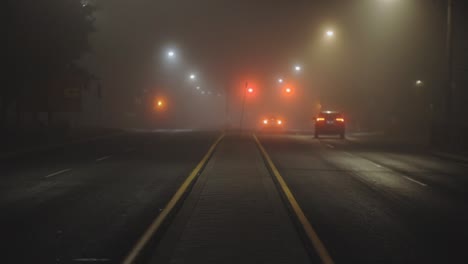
[415,80,424,87]
[167,50,175,58]
[247,87,254,93]
[189,74,196,80]
[278,78,284,83]
[196,86,201,90]
[285,87,292,93]
[294,65,301,72]
[326,30,335,37]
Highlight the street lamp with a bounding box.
[326,30,334,38]
[167,50,175,58]
[416,80,424,86]
[278,78,284,83]
[196,86,201,90]
[376,0,454,143]
[240,82,249,131]
[189,74,196,80]
[294,65,301,72]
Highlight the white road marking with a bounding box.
[45,168,72,178]
[96,155,111,162]
[72,258,111,262]
[344,152,428,187]
[402,176,427,187]
[364,159,383,168]
[326,144,335,149]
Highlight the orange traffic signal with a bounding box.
[154,97,167,111]
[282,86,294,96]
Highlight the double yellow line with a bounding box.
[123,133,333,264]
[122,133,225,264]
[253,134,335,264]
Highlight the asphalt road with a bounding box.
[2,131,468,263]
[0,131,218,263]
[258,134,468,263]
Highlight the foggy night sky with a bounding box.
[84,0,452,126]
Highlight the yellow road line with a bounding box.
[122,133,225,264]
[253,134,335,264]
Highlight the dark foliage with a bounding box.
[3,0,95,125]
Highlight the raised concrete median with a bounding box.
[147,134,311,264]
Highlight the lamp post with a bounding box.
[445,0,453,138]
[239,82,249,132]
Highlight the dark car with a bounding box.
[314,111,345,139]
[259,117,285,132]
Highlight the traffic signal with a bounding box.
[245,87,256,98]
[282,86,294,96]
[154,97,166,111]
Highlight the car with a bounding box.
[259,117,285,132]
[314,111,345,139]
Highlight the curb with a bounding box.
[431,151,468,163]
[0,131,124,159]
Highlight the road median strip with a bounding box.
[253,134,335,264]
[122,133,225,264]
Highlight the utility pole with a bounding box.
[445,0,453,139]
[225,84,230,131]
[239,81,248,132]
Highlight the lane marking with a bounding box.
[326,144,335,149]
[402,175,427,187]
[96,155,111,162]
[363,159,383,168]
[345,152,428,187]
[73,258,110,262]
[254,134,335,264]
[122,133,225,264]
[45,168,72,178]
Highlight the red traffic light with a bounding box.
[247,87,254,93]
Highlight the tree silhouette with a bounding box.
[3,0,95,127]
